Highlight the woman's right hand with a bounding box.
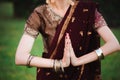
[62,33,71,67]
[64,33,78,66]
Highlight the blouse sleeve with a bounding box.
[95,9,108,30]
[24,9,43,38]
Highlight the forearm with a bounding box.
[73,26,120,66]
[101,41,120,56]
[71,51,98,66]
[15,34,54,68]
[29,55,54,68]
[71,41,120,66]
[97,26,120,56]
[32,55,70,68]
[15,52,69,68]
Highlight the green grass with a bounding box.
[0,17,43,80]
[0,2,43,80]
[0,2,13,18]
[0,2,120,80]
[101,28,120,80]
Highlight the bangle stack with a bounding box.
[95,48,104,60]
[26,54,34,68]
[53,59,64,72]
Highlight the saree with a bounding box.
[36,1,101,80]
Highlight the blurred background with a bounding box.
[0,0,120,80]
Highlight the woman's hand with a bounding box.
[65,33,78,66]
[62,33,71,67]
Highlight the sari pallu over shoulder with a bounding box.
[37,1,102,80]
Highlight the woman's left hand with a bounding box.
[64,33,78,66]
[62,33,71,67]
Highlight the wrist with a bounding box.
[53,59,64,72]
[95,48,104,60]
[62,60,68,68]
[70,53,78,66]
[71,57,78,66]
[62,57,70,67]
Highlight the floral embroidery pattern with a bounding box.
[95,10,107,29]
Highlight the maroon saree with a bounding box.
[37,1,101,80]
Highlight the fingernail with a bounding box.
[65,36,68,39]
[66,33,68,38]
[66,33,68,35]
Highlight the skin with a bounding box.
[48,0,71,17]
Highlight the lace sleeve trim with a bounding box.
[24,24,39,38]
[95,10,107,30]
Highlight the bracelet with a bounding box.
[53,59,64,72]
[55,60,61,72]
[60,60,64,72]
[54,60,60,72]
[26,54,34,68]
[95,48,104,60]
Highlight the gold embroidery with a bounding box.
[46,72,51,76]
[72,17,75,22]
[87,31,92,35]
[37,69,40,73]
[79,46,82,50]
[83,9,88,12]
[79,31,83,36]
[24,26,39,38]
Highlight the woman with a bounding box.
[15,0,120,80]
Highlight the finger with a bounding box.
[66,34,74,54]
[64,33,70,52]
[65,33,70,46]
[66,33,72,50]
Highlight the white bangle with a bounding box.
[60,60,64,72]
[95,48,104,60]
